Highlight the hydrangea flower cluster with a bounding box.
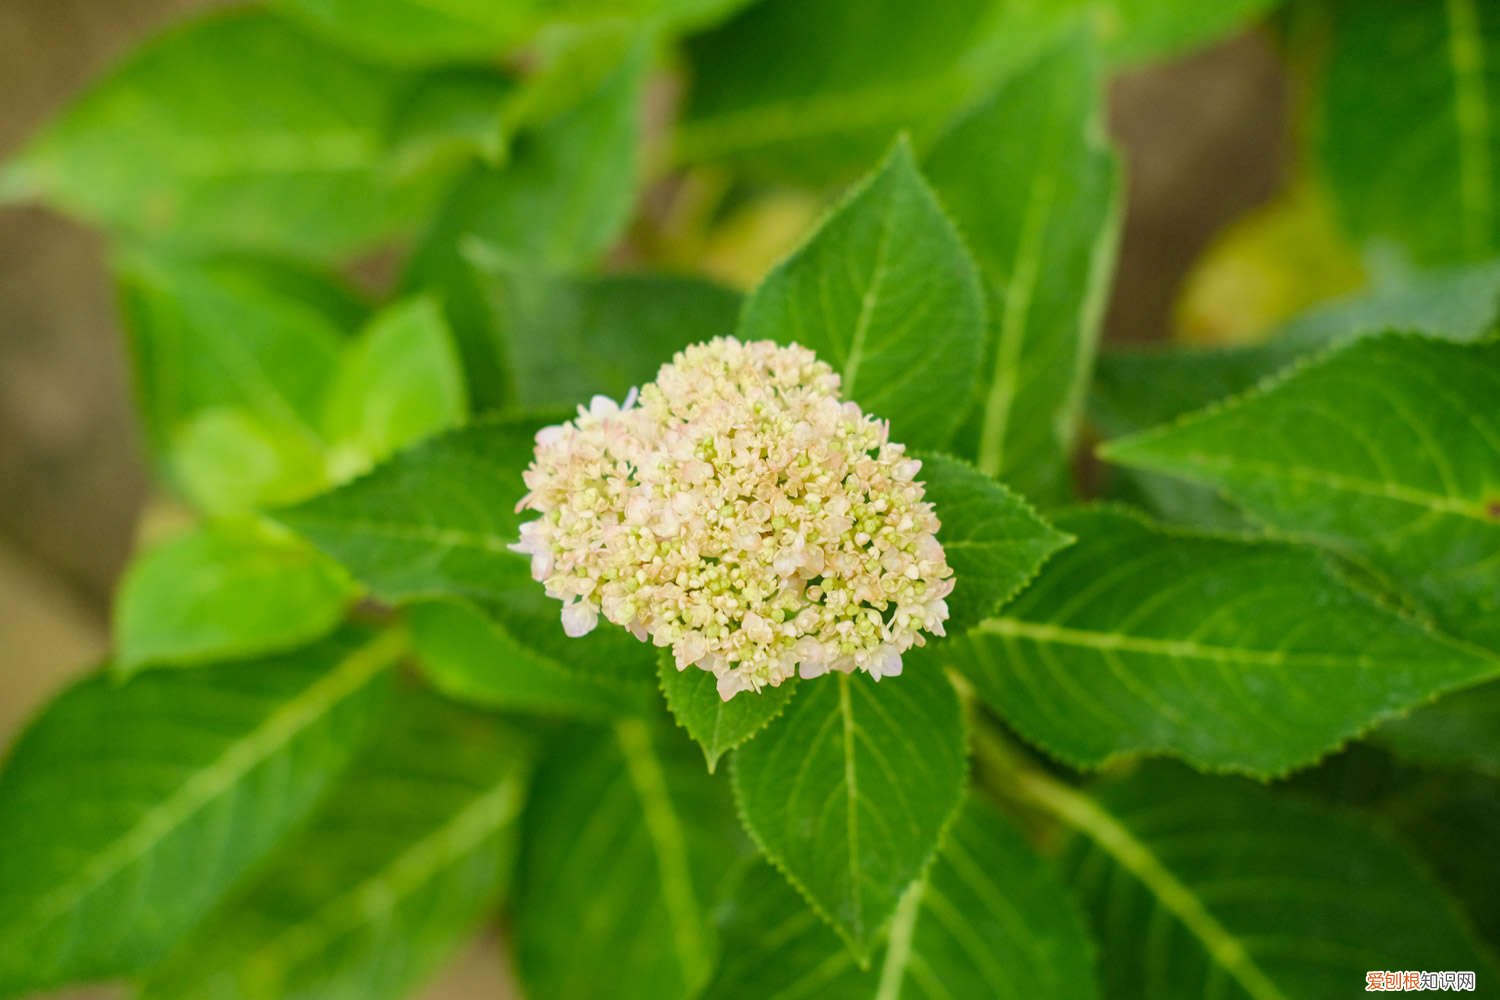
[512,337,954,699]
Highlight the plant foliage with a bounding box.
[2,1,1497,998]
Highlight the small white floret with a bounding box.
[560,602,598,638]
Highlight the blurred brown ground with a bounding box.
[0,3,1285,998]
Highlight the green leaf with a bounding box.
[1091,260,1500,436]
[322,296,468,477]
[284,419,671,709]
[925,31,1121,503]
[919,452,1073,632]
[677,0,1082,183]
[466,262,742,412]
[1056,763,1498,998]
[404,48,646,407]
[1317,0,1500,264]
[268,0,542,66]
[268,0,750,67]
[1375,680,1500,778]
[119,254,347,463]
[410,598,655,718]
[737,140,986,451]
[515,718,743,1000]
[117,253,364,513]
[658,654,797,771]
[404,46,644,275]
[386,69,514,175]
[1090,262,1500,529]
[276,418,538,605]
[137,688,531,1000]
[1095,0,1283,66]
[5,10,457,260]
[947,506,1500,777]
[732,667,967,961]
[170,408,331,516]
[114,522,354,674]
[1102,333,1500,651]
[1291,748,1500,949]
[704,796,1100,999]
[0,629,398,995]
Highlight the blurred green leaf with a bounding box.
[1104,334,1500,651]
[410,598,655,718]
[114,522,354,674]
[1091,262,1500,529]
[1376,680,1500,778]
[1287,747,1500,950]
[138,688,531,1000]
[704,796,1100,1000]
[123,259,469,516]
[268,0,543,66]
[1,11,460,260]
[119,254,347,460]
[322,296,468,478]
[738,140,986,451]
[676,0,1253,183]
[678,0,1080,182]
[515,718,743,1000]
[170,408,331,516]
[268,0,751,67]
[925,31,1120,503]
[0,629,398,995]
[1318,0,1500,264]
[947,506,1500,777]
[1058,763,1498,998]
[732,667,967,961]
[276,418,537,605]
[404,47,646,406]
[1095,0,1282,66]
[919,453,1073,632]
[1091,260,1500,437]
[466,261,740,411]
[404,50,644,273]
[658,654,797,771]
[118,254,355,513]
[386,69,515,175]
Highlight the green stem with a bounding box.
[970,723,1288,1000]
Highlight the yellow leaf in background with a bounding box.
[699,189,824,289]
[1174,181,1366,346]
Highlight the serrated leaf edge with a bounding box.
[0,628,403,942]
[655,650,798,773]
[727,672,969,964]
[958,502,1500,780]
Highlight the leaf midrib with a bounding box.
[141,132,374,180]
[283,514,517,554]
[235,767,526,985]
[1007,760,1289,1000]
[1445,0,1493,257]
[1115,448,1494,523]
[614,718,709,990]
[4,630,401,938]
[840,195,898,397]
[873,878,924,1000]
[838,674,863,947]
[978,617,1480,669]
[974,75,1068,478]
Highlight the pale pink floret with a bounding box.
[514,337,954,699]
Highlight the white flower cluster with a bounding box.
[512,337,954,699]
